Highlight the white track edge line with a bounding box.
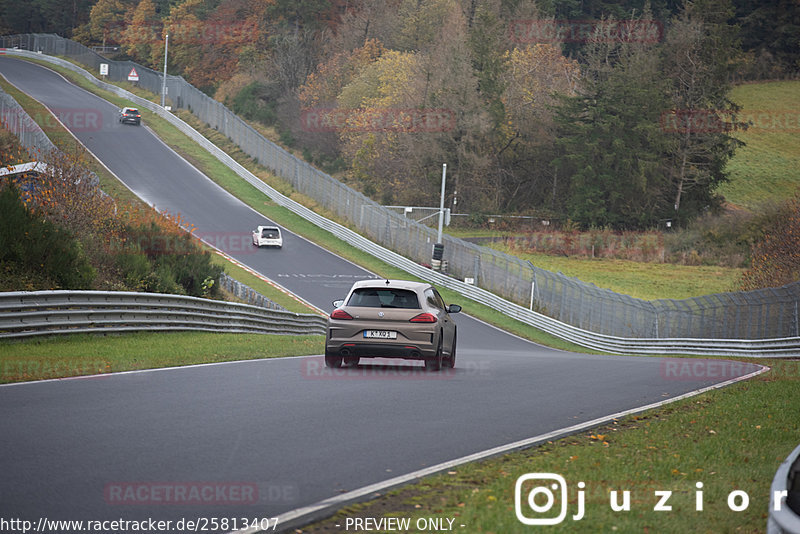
[231,364,770,533]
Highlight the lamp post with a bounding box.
[437,163,446,244]
[431,163,447,271]
[160,33,169,108]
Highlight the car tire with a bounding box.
[344,356,359,367]
[443,330,456,369]
[325,354,343,368]
[425,336,443,372]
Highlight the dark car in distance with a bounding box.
[325,279,461,371]
[119,107,141,125]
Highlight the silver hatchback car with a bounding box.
[325,279,461,371]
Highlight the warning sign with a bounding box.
[127,67,139,82]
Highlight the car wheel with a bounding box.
[344,356,359,367]
[443,330,456,369]
[425,336,443,372]
[325,354,343,368]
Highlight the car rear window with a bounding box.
[126,109,139,114]
[261,228,280,238]
[347,288,420,309]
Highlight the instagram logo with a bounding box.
[515,473,575,525]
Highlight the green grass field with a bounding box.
[491,244,744,300]
[720,80,800,210]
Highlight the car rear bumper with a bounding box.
[326,341,436,360]
[254,239,282,247]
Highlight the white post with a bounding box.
[161,33,169,108]
[530,280,535,310]
[437,163,446,244]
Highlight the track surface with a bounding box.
[0,58,762,531]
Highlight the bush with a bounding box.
[740,196,800,290]
[664,203,789,268]
[231,82,278,126]
[0,184,95,288]
[116,222,222,297]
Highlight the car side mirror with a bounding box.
[332,299,344,308]
[448,304,462,314]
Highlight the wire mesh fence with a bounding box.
[0,83,102,193]
[4,33,798,341]
[0,85,57,158]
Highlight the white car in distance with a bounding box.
[252,226,283,248]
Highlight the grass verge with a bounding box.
[299,358,799,533]
[0,331,322,384]
[486,244,743,300]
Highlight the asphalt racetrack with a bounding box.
[0,57,764,532]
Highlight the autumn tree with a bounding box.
[155,0,260,91]
[394,0,454,52]
[500,44,579,211]
[332,1,493,209]
[330,0,402,53]
[120,0,161,65]
[88,0,134,46]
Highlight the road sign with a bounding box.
[99,63,108,76]
[127,67,139,82]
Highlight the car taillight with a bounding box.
[330,309,353,320]
[410,313,437,323]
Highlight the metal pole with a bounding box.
[526,261,536,310]
[530,280,535,310]
[437,163,446,244]
[161,33,169,108]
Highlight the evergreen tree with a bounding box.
[554,14,672,229]
[661,0,744,222]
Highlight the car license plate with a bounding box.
[364,330,397,339]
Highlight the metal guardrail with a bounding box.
[0,290,326,339]
[218,272,286,311]
[769,443,800,534]
[3,48,799,356]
